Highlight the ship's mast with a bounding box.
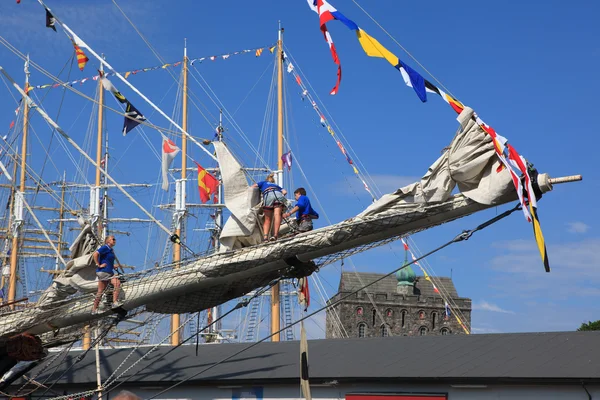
[96,60,106,240]
[55,171,66,271]
[84,59,106,351]
[171,39,188,345]
[7,55,30,307]
[271,23,284,342]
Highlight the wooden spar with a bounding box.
[0,160,19,303]
[8,56,30,309]
[171,40,188,345]
[84,60,105,351]
[271,23,284,342]
[56,172,66,271]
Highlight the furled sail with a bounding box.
[214,141,263,250]
[360,107,514,217]
[0,107,552,343]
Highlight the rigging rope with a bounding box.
[143,205,521,398]
[101,280,281,396]
[35,1,218,163]
[349,0,457,99]
[0,67,174,238]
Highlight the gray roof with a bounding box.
[339,272,461,298]
[22,331,600,386]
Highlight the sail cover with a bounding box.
[214,141,263,250]
[359,107,514,217]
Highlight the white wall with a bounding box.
[119,382,600,400]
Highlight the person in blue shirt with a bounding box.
[253,174,287,241]
[92,235,121,313]
[283,187,319,233]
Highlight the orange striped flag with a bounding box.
[72,41,89,71]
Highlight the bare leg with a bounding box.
[111,276,121,304]
[272,207,283,239]
[93,280,108,311]
[262,209,273,240]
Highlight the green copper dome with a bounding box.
[396,262,416,286]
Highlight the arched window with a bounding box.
[358,323,367,338]
[419,310,425,320]
[432,312,438,330]
[372,309,377,326]
[401,310,408,328]
[386,308,393,317]
[419,326,427,336]
[381,324,389,337]
[441,328,450,335]
[356,307,363,316]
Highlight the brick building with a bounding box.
[326,266,471,338]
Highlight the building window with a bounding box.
[432,312,438,330]
[358,323,366,338]
[419,310,425,320]
[381,324,389,337]
[419,326,427,336]
[372,309,377,326]
[401,309,408,328]
[386,308,393,317]
[441,328,450,335]
[356,307,363,316]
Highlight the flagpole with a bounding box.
[171,39,188,346]
[7,55,30,309]
[37,0,217,163]
[271,22,284,342]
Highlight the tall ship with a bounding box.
[0,0,583,398]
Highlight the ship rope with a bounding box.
[5,204,522,400]
[141,208,520,399]
[283,133,390,336]
[110,0,218,128]
[350,0,456,99]
[284,43,473,332]
[1,342,76,398]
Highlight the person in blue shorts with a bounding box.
[283,187,319,233]
[253,174,287,241]
[92,235,121,313]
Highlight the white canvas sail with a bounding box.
[214,141,263,250]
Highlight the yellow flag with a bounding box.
[530,203,550,272]
[124,71,131,79]
[269,45,276,53]
[356,29,398,67]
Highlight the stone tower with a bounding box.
[325,268,471,338]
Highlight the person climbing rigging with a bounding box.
[283,187,319,233]
[252,173,287,241]
[91,235,122,314]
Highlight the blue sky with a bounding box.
[0,0,598,337]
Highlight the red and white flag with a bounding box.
[161,135,180,191]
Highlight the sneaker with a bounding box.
[112,301,124,309]
[91,309,99,315]
[269,236,277,242]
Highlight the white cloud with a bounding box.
[567,221,590,234]
[472,300,515,314]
